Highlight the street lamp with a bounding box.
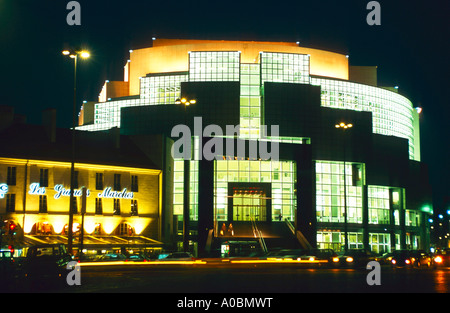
[62,49,90,255]
[335,122,353,252]
[175,98,196,106]
[175,97,196,253]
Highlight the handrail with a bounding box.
[284,218,312,250]
[285,218,296,234]
[251,217,268,254]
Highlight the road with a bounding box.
[56,261,449,294]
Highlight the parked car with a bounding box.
[158,252,195,261]
[434,249,450,267]
[126,253,149,262]
[336,249,376,268]
[0,248,18,288]
[16,244,72,289]
[297,249,339,266]
[265,249,304,260]
[96,253,127,262]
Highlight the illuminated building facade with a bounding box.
[0,111,163,254]
[76,39,432,256]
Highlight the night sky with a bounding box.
[0,0,448,212]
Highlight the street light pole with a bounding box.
[335,122,353,252]
[63,49,90,255]
[175,98,196,253]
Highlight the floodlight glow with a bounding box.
[80,51,90,59]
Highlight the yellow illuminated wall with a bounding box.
[0,158,161,239]
[128,39,349,96]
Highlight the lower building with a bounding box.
[0,108,163,257]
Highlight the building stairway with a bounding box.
[210,220,306,256]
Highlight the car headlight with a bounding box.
[434,256,443,263]
[332,257,339,263]
[346,257,353,263]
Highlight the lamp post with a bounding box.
[175,97,196,252]
[335,122,353,252]
[62,49,90,255]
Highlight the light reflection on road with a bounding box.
[434,269,449,293]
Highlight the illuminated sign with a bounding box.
[97,187,134,199]
[24,183,133,200]
[54,184,90,200]
[0,184,8,198]
[29,183,46,195]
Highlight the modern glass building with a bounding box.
[77,39,432,257]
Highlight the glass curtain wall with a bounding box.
[260,52,310,84]
[316,161,364,224]
[311,77,415,159]
[189,51,240,82]
[214,160,296,222]
[140,73,188,105]
[240,64,261,139]
[317,231,364,251]
[368,186,390,225]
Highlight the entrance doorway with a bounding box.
[228,183,271,222]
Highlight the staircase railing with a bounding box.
[284,218,312,250]
[251,217,268,254]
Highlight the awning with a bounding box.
[17,235,163,249]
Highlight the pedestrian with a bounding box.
[228,223,234,236]
[220,223,226,236]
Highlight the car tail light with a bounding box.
[435,256,443,263]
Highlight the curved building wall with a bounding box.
[79,41,417,160]
[128,39,349,95]
[311,77,415,159]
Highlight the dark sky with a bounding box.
[0,0,448,211]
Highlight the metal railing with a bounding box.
[251,217,268,254]
[284,218,312,250]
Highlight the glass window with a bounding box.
[131,200,138,216]
[113,199,121,215]
[114,174,121,191]
[95,198,102,215]
[7,167,16,186]
[131,175,138,192]
[40,168,49,187]
[39,195,48,213]
[316,161,363,223]
[96,173,104,190]
[6,194,15,212]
